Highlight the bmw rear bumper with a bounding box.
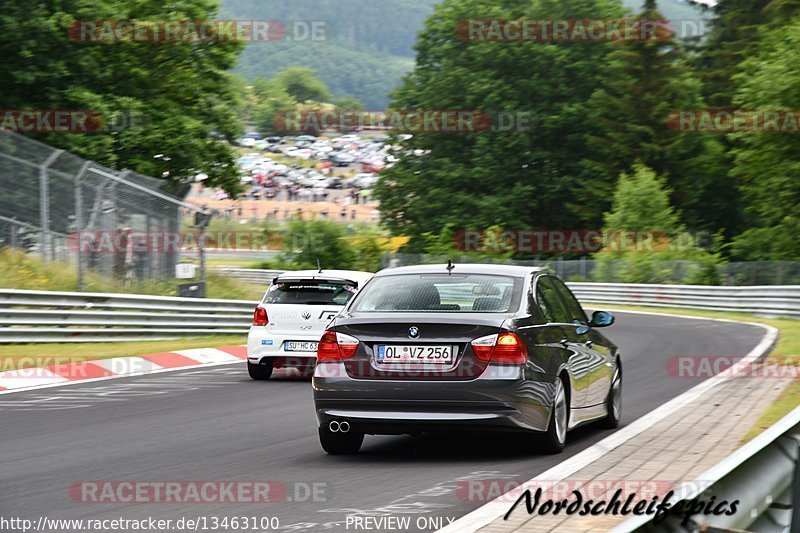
[312,363,556,434]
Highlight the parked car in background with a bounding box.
[333,152,356,166]
[327,177,345,189]
[360,160,385,173]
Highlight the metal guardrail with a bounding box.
[568,282,800,317]
[2,279,798,343]
[215,268,283,286]
[218,268,800,318]
[0,289,258,342]
[615,405,800,532]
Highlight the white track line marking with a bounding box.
[175,347,242,364]
[437,311,777,533]
[0,359,243,395]
[0,367,69,389]
[0,346,247,395]
[90,356,163,374]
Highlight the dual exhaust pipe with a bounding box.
[328,420,350,433]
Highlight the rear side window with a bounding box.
[549,276,587,324]
[350,274,522,313]
[262,281,357,305]
[535,277,571,324]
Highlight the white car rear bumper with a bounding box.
[246,326,320,364]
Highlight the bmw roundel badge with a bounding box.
[408,326,419,339]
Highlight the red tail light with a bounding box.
[493,332,528,363]
[471,334,496,361]
[253,306,269,326]
[317,331,340,361]
[471,332,527,364]
[317,330,359,362]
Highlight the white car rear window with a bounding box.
[263,281,357,305]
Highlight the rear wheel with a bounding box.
[318,426,364,454]
[600,364,622,429]
[247,360,273,381]
[541,376,568,454]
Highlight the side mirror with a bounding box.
[589,310,615,328]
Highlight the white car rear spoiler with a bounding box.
[272,276,361,288]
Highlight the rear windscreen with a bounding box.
[262,281,357,305]
[350,274,522,312]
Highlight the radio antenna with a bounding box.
[446,260,455,275]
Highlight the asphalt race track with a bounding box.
[1,312,766,533]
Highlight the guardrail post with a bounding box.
[194,210,213,298]
[74,161,91,291]
[39,149,63,262]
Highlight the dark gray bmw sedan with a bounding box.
[312,263,621,454]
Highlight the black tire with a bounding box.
[541,376,568,454]
[600,364,622,429]
[318,426,364,454]
[247,360,273,381]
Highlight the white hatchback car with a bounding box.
[247,270,374,380]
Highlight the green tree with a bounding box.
[594,164,720,284]
[0,0,244,195]
[348,226,388,272]
[689,0,774,108]
[421,224,459,256]
[273,67,332,103]
[333,96,364,112]
[250,78,297,133]
[584,0,735,234]
[728,15,800,260]
[689,0,800,108]
[603,164,682,234]
[281,219,357,269]
[377,0,629,250]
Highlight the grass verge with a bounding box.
[0,248,264,300]
[593,303,799,442]
[0,335,247,372]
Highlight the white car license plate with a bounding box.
[375,345,454,364]
[285,341,319,352]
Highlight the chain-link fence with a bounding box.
[382,254,800,286]
[0,130,203,286]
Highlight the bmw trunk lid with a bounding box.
[334,313,508,380]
